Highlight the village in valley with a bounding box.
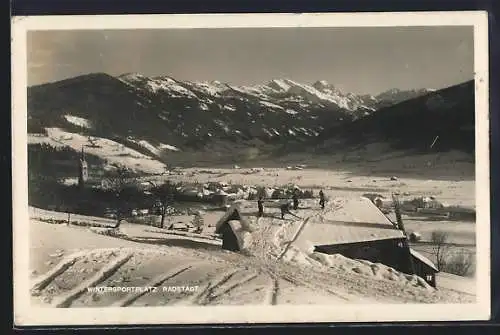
[25,26,478,308]
[28,137,477,307]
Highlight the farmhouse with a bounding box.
[215,196,439,287]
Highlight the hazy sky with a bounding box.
[27,26,474,95]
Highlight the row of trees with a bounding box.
[106,166,180,228]
[29,159,182,230]
[28,143,106,182]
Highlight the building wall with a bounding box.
[412,256,437,287]
[315,238,414,274]
[220,223,240,251]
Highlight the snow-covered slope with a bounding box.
[28,207,475,308]
[28,128,167,174]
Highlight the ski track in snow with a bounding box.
[113,264,195,307]
[194,269,241,305]
[209,272,260,303]
[30,209,475,306]
[31,252,83,293]
[52,252,133,308]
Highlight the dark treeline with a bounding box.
[28,143,106,178]
[29,174,157,218]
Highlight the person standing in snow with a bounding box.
[319,190,326,209]
[280,200,300,220]
[292,192,299,210]
[257,196,264,217]
[280,201,291,219]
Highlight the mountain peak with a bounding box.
[267,79,292,92]
[312,80,330,89]
[118,72,146,80]
[381,88,402,95]
[312,80,344,96]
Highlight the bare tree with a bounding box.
[431,230,449,270]
[103,165,137,227]
[444,250,474,276]
[150,180,178,229]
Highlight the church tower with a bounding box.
[78,146,88,188]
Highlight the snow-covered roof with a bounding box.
[215,197,405,252]
[292,197,405,250]
[226,220,254,250]
[214,202,256,234]
[410,248,439,272]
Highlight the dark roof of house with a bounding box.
[410,248,439,272]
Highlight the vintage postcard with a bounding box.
[12,12,490,326]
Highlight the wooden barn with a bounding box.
[215,196,439,288]
[214,203,257,251]
[410,248,439,287]
[290,196,439,287]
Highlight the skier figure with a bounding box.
[292,192,299,210]
[280,200,293,220]
[319,190,326,209]
[257,196,264,217]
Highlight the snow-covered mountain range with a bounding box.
[117,73,434,119]
[27,72,437,163]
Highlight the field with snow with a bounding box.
[28,174,476,308]
[25,130,477,306]
[149,152,477,277]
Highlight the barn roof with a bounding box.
[291,196,406,251]
[214,202,256,234]
[215,196,406,251]
[410,248,439,272]
[214,198,303,235]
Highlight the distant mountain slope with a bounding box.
[316,80,475,154]
[28,72,435,146]
[27,72,447,170]
[27,73,361,152]
[27,73,176,148]
[369,88,436,110]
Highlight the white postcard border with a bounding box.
[11,11,490,326]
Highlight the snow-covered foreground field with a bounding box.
[28,206,475,308]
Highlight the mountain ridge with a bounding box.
[27,72,473,171]
[314,80,475,154]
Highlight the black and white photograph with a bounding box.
[12,12,490,325]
